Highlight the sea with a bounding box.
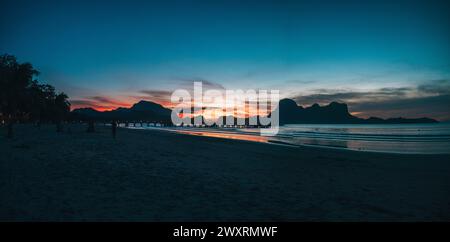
[126,123,450,154]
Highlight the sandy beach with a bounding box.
[1,124,449,221]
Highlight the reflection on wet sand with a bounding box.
[128,123,450,154]
[175,130,269,143]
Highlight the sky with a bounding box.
[1,0,450,120]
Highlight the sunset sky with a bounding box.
[2,0,450,120]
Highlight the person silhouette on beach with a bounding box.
[112,120,117,139]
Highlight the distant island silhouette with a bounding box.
[71,98,438,125]
[276,98,437,125]
[71,100,172,124]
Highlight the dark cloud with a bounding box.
[139,90,173,98]
[71,96,131,111]
[351,95,450,121]
[89,96,111,103]
[292,88,412,105]
[417,79,450,95]
[378,87,415,93]
[89,96,128,106]
[70,100,96,107]
[293,92,362,104]
[70,99,118,111]
[133,79,226,108]
[135,90,173,107]
[173,78,225,90]
[200,79,225,90]
[290,81,450,120]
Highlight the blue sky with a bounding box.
[1,0,450,119]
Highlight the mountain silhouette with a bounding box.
[71,98,438,125]
[71,100,171,123]
[276,98,437,124]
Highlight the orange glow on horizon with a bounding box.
[176,130,269,143]
[70,102,133,112]
[70,97,173,112]
[70,97,274,118]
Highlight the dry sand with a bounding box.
[1,124,449,221]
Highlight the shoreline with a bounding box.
[1,124,450,221]
[124,125,450,155]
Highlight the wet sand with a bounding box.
[1,124,449,221]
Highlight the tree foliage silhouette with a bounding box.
[0,54,71,137]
